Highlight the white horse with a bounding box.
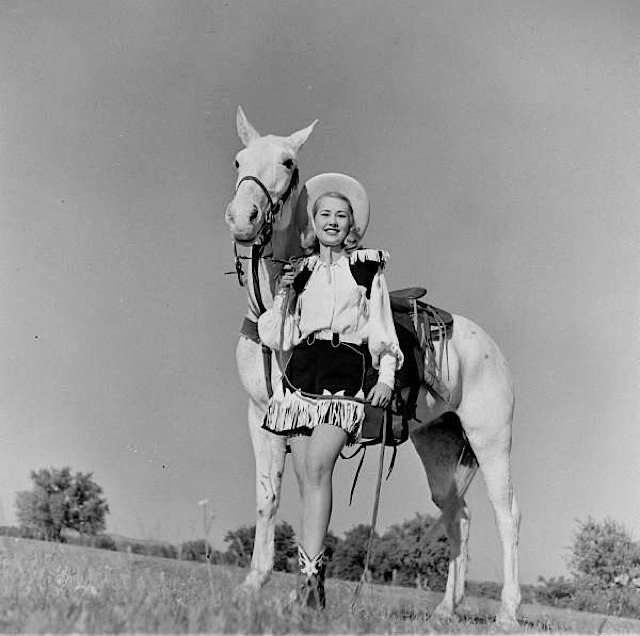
[224,107,521,627]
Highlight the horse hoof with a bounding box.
[239,571,267,591]
[495,609,519,631]
[430,602,454,623]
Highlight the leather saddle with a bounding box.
[348,285,455,495]
[389,287,453,341]
[389,286,453,409]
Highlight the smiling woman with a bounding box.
[257,172,403,609]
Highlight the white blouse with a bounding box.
[257,251,403,388]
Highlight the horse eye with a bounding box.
[282,159,294,170]
[234,160,240,169]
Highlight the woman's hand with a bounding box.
[367,382,392,408]
[277,264,297,292]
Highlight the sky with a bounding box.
[1,1,639,585]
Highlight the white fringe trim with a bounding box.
[349,248,389,265]
[264,388,365,437]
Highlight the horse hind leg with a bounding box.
[459,403,521,628]
[240,399,287,590]
[437,499,471,620]
[410,412,478,620]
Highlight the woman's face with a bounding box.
[314,195,352,248]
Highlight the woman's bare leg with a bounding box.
[290,424,347,557]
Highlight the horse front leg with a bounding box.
[240,398,287,590]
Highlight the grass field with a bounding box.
[2,537,640,634]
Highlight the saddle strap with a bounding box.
[262,344,273,399]
[348,448,367,506]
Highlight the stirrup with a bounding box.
[296,545,326,610]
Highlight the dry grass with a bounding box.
[0,536,625,634]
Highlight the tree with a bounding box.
[324,529,339,564]
[372,513,450,590]
[66,471,110,535]
[224,524,255,568]
[273,520,297,572]
[330,524,377,581]
[223,521,298,571]
[569,517,640,588]
[15,467,109,541]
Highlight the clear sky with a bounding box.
[1,1,638,585]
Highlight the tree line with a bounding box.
[7,465,450,589]
[193,515,450,590]
[6,466,640,619]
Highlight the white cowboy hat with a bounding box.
[296,173,370,239]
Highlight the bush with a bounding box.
[115,539,177,559]
[0,525,46,540]
[570,518,639,586]
[65,533,117,551]
[572,577,640,619]
[534,576,577,609]
[179,539,212,562]
[466,580,503,601]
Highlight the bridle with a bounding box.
[234,168,299,249]
[229,167,300,314]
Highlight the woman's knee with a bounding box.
[304,456,334,488]
[302,424,346,488]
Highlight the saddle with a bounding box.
[359,286,454,447]
[346,285,455,504]
[391,285,453,406]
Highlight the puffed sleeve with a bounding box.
[367,271,404,388]
[257,289,300,351]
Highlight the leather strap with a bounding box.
[262,344,273,398]
[240,317,273,398]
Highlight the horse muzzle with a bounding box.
[225,200,264,243]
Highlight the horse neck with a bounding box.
[270,190,305,261]
[243,193,304,320]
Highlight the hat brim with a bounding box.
[296,173,370,240]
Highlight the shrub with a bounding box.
[65,533,117,551]
[534,576,577,608]
[572,577,640,619]
[569,518,639,586]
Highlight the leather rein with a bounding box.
[227,168,299,397]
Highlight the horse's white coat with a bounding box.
[224,107,521,627]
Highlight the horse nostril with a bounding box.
[249,206,259,223]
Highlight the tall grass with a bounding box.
[0,537,583,633]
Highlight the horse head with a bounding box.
[225,107,317,247]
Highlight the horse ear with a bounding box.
[237,106,260,147]
[286,120,318,152]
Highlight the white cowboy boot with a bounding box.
[296,545,326,609]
